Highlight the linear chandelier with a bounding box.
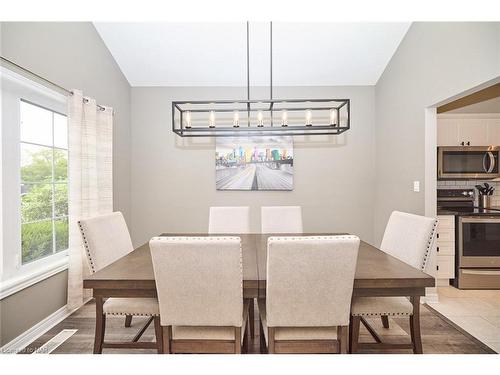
[172,22,350,137]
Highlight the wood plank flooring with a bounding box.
[23,300,496,354]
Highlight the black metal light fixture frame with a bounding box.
[171,22,350,138]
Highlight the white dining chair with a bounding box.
[261,206,303,234]
[208,206,251,234]
[78,212,160,353]
[149,236,250,354]
[259,235,360,353]
[350,211,438,354]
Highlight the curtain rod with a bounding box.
[1,55,109,112]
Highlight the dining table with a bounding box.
[83,233,435,352]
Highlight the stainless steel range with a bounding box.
[437,189,500,289]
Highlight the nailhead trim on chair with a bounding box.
[105,312,159,316]
[268,235,359,243]
[351,311,413,317]
[421,219,438,271]
[78,220,97,274]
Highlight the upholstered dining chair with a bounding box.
[78,212,161,353]
[349,211,438,354]
[149,236,250,354]
[261,206,303,234]
[259,235,360,354]
[208,206,251,234]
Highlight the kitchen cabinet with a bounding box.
[458,119,488,146]
[436,215,455,282]
[437,118,459,146]
[437,114,500,147]
[487,118,500,146]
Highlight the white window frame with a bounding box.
[1,67,69,299]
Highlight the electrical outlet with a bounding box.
[413,181,420,192]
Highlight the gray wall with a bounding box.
[0,271,68,346]
[373,22,500,244]
[130,86,376,246]
[0,22,131,346]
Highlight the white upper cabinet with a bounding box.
[437,118,459,146]
[458,119,488,146]
[487,118,500,146]
[437,114,500,147]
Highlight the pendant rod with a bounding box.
[270,21,274,126]
[246,21,250,127]
[270,21,273,101]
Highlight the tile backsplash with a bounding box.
[437,180,500,207]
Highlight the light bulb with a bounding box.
[233,111,239,127]
[281,110,288,127]
[185,111,192,128]
[257,110,264,127]
[209,111,215,128]
[305,109,312,126]
[330,109,337,126]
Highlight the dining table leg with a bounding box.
[248,298,255,339]
[410,295,423,354]
[93,296,105,354]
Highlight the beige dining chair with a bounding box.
[78,212,161,353]
[150,236,250,354]
[208,206,251,234]
[261,206,303,234]
[350,211,438,354]
[259,235,360,354]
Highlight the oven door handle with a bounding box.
[462,269,500,276]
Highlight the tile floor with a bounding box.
[427,286,500,353]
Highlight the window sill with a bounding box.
[0,255,69,300]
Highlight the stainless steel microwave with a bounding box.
[438,146,500,179]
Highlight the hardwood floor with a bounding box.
[24,300,496,354]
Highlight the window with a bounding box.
[20,100,68,264]
[1,68,68,298]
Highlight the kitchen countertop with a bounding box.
[437,206,500,216]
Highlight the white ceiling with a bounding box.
[94,22,410,87]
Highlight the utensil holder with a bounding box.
[479,195,491,209]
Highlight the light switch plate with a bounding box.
[413,181,420,192]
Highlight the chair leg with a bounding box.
[350,316,361,354]
[268,327,275,354]
[410,296,423,354]
[125,315,133,327]
[162,326,171,354]
[93,297,105,354]
[337,326,348,354]
[259,319,266,354]
[234,327,242,354]
[381,315,390,329]
[154,317,163,354]
[248,298,255,339]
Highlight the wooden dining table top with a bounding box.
[83,233,435,299]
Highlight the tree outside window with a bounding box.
[20,100,68,264]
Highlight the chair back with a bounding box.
[150,237,243,327]
[208,206,250,234]
[78,211,133,274]
[261,206,303,234]
[381,211,438,271]
[266,235,360,328]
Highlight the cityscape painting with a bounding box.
[215,136,294,191]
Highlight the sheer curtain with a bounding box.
[67,90,113,310]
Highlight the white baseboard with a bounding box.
[0,301,83,354]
